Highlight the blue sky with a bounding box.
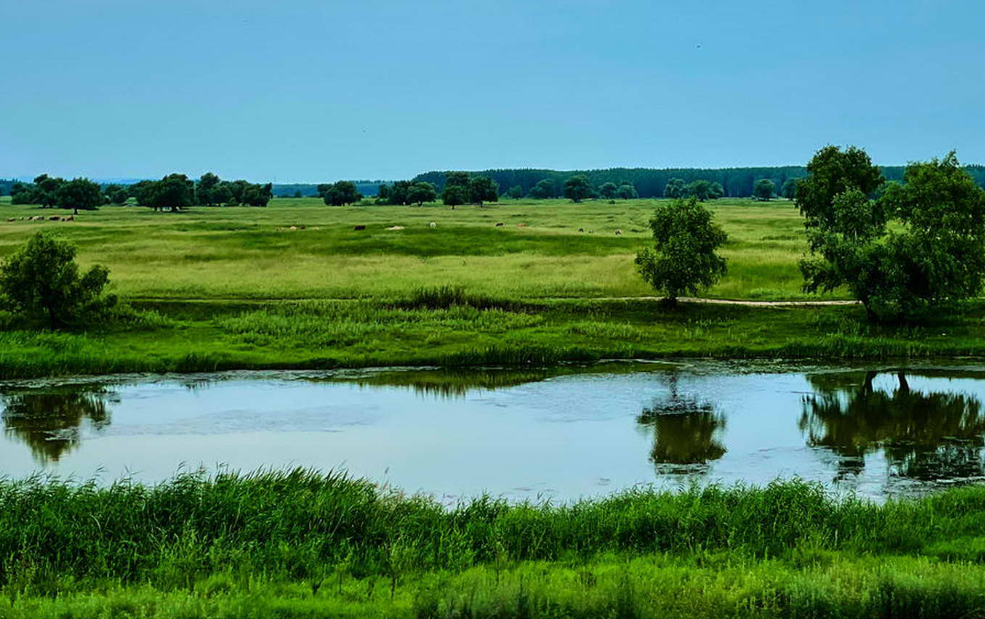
[3,0,983,182]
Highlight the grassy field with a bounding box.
[4,470,985,618]
[0,196,831,301]
[4,196,985,379]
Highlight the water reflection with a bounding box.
[344,368,554,399]
[637,375,727,472]
[801,371,985,481]
[1,385,117,464]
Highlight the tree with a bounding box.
[444,172,470,190]
[664,178,686,199]
[686,179,711,201]
[34,174,65,208]
[387,181,412,205]
[798,148,985,322]
[242,183,273,207]
[147,174,194,212]
[709,182,724,200]
[468,176,499,206]
[322,181,362,206]
[104,184,129,205]
[617,183,638,200]
[599,182,619,200]
[407,181,437,206]
[293,189,302,199]
[0,232,116,328]
[506,185,524,199]
[781,177,799,200]
[377,184,391,201]
[635,197,728,305]
[196,173,222,206]
[55,178,102,214]
[442,185,467,209]
[753,179,776,201]
[529,179,555,199]
[129,180,157,206]
[563,174,594,203]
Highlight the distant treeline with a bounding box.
[414,165,985,198]
[271,182,384,198]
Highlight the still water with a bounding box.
[2,362,985,502]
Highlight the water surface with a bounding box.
[3,362,984,502]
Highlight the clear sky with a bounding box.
[3,0,983,182]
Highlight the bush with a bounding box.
[0,232,116,328]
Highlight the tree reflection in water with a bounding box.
[800,371,985,481]
[1,385,117,464]
[637,374,726,473]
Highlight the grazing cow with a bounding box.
[495,222,504,227]
[49,216,61,221]
[289,226,298,231]
[429,222,436,229]
[578,228,584,233]
[615,230,622,235]
[64,215,74,221]
[386,225,405,231]
[517,223,527,228]
[354,225,366,231]
[6,218,14,223]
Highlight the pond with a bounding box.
[2,362,985,502]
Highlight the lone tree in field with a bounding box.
[468,176,499,207]
[635,197,728,305]
[56,178,102,214]
[0,232,116,328]
[529,178,555,199]
[798,146,985,322]
[506,185,524,199]
[563,174,594,202]
[322,181,362,206]
[599,182,619,200]
[664,178,686,198]
[753,179,776,201]
[441,184,467,209]
[617,182,638,200]
[407,181,437,206]
[147,174,195,211]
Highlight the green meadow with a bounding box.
[0,196,827,302]
[4,196,985,378]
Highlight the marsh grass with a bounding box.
[4,471,985,617]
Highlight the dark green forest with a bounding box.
[414,165,985,198]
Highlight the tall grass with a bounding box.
[4,469,985,596]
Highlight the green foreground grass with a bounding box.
[4,470,985,618]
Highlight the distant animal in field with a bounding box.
[517,223,527,228]
[615,230,622,235]
[495,222,504,227]
[429,222,437,229]
[589,230,594,234]
[386,225,405,231]
[289,226,298,231]
[49,216,61,221]
[354,225,366,231]
[578,228,584,233]
[6,218,13,222]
